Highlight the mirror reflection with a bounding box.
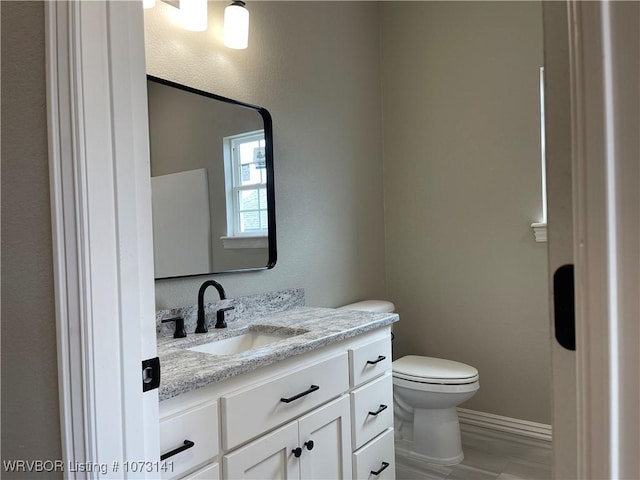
[147,76,276,279]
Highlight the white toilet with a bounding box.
[339,300,480,466]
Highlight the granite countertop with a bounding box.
[157,306,398,401]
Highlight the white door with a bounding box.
[298,396,352,480]
[46,0,160,473]
[544,1,640,479]
[567,2,640,479]
[223,423,301,480]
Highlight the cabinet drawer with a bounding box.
[351,373,394,450]
[221,352,349,449]
[352,428,395,480]
[160,401,219,479]
[349,336,392,387]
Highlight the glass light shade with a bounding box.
[224,2,249,49]
[143,0,156,9]
[181,0,208,32]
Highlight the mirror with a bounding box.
[147,75,276,279]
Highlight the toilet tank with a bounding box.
[338,300,395,313]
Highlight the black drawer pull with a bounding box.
[280,385,319,403]
[366,355,386,365]
[160,440,195,461]
[368,404,388,416]
[370,461,390,476]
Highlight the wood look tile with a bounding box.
[395,425,552,480]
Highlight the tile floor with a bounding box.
[395,425,552,480]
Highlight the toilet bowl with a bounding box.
[339,300,480,466]
[393,355,479,465]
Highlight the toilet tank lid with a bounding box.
[338,300,395,313]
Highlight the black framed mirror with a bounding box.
[147,75,276,279]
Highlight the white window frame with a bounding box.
[532,66,549,242]
[221,129,268,249]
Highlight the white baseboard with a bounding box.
[457,408,552,442]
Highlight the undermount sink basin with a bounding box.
[188,326,306,356]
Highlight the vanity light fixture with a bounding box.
[224,1,250,50]
[146,0,249,48]
[181,0,208,32]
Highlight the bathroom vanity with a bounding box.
[156,306,397,479]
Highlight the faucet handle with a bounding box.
[162,316,187,339]
[215,306,235,329]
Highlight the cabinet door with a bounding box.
[223,422,300,480]
[298,395,352,480]
[183,463,219,480]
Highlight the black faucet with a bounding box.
[161,316,187,339]
[196,280,227,333]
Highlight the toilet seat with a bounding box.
[393,355,479,385]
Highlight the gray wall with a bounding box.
[380,2,551,423]
[145,1,387,310]
[1,1,63,475]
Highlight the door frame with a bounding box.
[569,1,639,479]
[46,1,159,474]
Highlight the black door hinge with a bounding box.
[142,357,161,392]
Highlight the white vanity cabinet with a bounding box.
[159,326,395,480]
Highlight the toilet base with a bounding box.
[404,447,464,467]
[410,406,464,465]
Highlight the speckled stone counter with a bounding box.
[157,306,398,401]
[156,288,305,337]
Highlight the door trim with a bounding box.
[569,1,640,478]
[46,1,159,473]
